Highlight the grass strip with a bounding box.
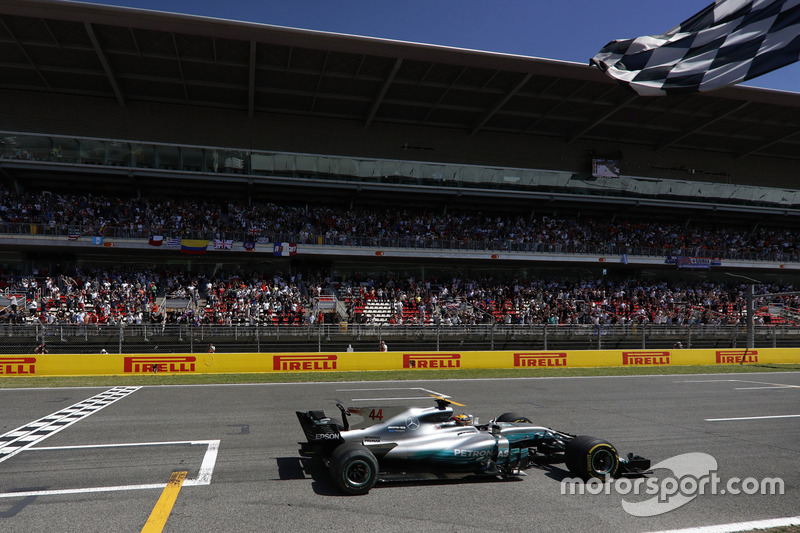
[1,363,798,388]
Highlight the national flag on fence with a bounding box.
[92,236,104,245]
[243,240,256,252]
[166,237,181,246]
[149,235,164,246]
[273,242,297,256]
[247,227,259,236]
[591,0,800,95]
[181,239,209,255]
[68,232,80,241]
[214,239,233,250]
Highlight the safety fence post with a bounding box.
[543,324,548,351]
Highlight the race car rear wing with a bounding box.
[296,410,343,456]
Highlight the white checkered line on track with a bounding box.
[0,386,141,464]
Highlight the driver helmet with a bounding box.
[452,413,471,426]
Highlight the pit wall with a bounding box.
[1,348,798,377]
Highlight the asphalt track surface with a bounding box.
[1,372,798,533]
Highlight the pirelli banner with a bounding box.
[1,348,799,377]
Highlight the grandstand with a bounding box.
[2,0,800,354]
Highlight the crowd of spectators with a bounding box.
[3,186,800,328]
[0,268,322,327]
[0,188,228,236]
[338,274,799,327]
[2,186,800,261]
[3,267,798,328]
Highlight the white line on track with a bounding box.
[336,386,449,402]
[706,414,800,421]
[349,397,440,402]
[676,378,800,390]
[733,380,800,388]
[645,515,800,533]
[734,386,794,390]
[675,379,738,383]
[2,371,797,393]
[336,387,447,394]
[0,440,220,499]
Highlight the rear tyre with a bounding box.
[564,435,619,481]
[329,444,379,495]
[496,412,532,423]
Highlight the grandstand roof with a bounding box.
[2,0,800,163]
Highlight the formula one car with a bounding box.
[296,398,650,494]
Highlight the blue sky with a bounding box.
[82,0,799,93]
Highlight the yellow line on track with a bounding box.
[141,471,188,533]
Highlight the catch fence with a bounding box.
[3,323,798,355]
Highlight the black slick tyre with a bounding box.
[329,444,379,495]
[496,412,532,423]
[564,435,619,481]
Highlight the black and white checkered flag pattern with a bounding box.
[591,0,800,95]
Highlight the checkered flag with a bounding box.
[591,0,800,96]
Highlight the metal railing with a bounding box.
[2,221,799,263]
[3,323,798,355]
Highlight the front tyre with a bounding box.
[329,444,379,495]
[564,435,619,481]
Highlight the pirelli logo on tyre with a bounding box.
[0,357,36,375]
[514,352,567,368]
[622,351,670,366]
[403,353,460,369]
[273,354,337,371]
[124,356,196,373]
[716,350,758,364]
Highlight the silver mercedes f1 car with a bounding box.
[296,398,650,494]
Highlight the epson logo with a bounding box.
[622,351,670,366]
[403,353,460,369]
[0,357,36,375]
[314,433,340,440]
[716,350,758,364]
[124,356,196,373]
[514,352,567,367]
[273,355,337,371]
